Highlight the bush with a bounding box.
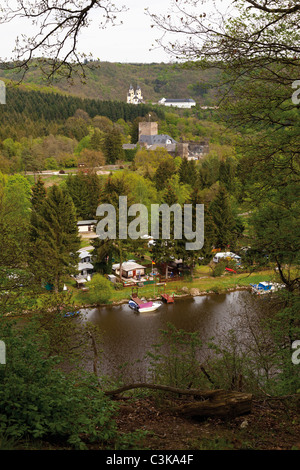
[114,282,124,291]
[0,321,118,449]
[44,157,58,170]
[212,261,226,277]
[86,274,113,304]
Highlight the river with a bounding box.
[79,290,268,381]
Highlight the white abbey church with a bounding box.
[127,84,144,105]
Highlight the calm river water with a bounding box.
[80,290,265,380]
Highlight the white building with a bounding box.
[112,261,146,279]
[75,249,94,284]
[77,220,97,233]
[127,84,144,104]
[158,98,196,108]
[213,252,241,264]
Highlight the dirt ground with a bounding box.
[13,394,299,452]
[115,395,300,451]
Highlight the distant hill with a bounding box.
[0,61,220,106]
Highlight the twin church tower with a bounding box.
[126,84,144,105]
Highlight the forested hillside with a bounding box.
[0,61,220,104]
[0,85,165,140]
[0,79,229,174]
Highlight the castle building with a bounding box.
[127,84,144,104]
[123,120,209,161]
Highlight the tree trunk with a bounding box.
[103,383,253,419]
[104,383,223,398]
[176,390,253,419]
[87,330,99,378]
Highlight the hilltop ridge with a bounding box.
[0,61,220,105]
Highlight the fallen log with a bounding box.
[104,382,223,399]
[176,390,253,419]
[103,383,253,419]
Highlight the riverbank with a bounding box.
[71,269,277,309]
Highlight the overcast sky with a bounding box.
[0,0,233,64]
[79,0,172,63]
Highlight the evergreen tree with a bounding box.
[65,172,102,220]
[90,128,104,151]
[102,127,124,164]
[179,157,198,188]
[219,157,235,193]
[21,147,40,174]
[189,188,216,264]
[154,157,176,191]
[162,181,178,206]
[209,185,238,250]
[31,177,46,209]
[0,174,32,267]
[151,186,178,278]
[29,185,80,292]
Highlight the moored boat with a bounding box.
[250,281,285,295]
[128,299,161,313]
[64,310,80,317]
[139,301,161,313]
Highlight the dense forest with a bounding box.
[0,85,165,139]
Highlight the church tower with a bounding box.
[127,84,144,104]
[127,84,134,104]
[135,85,143,101]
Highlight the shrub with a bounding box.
[86,274,113,305]
[212,260,226,277]
[0,321,118,449]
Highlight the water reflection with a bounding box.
[80,291,264,380]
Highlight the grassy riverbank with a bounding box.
[70,269,277,307]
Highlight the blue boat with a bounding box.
[128,299,139,310]
[64,310,80,318]
[250,282,285,295]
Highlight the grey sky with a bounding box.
[78,0,172,63]
[0,0,233,64]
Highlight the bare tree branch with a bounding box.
[0,0,127,81]
[148,0,300,66]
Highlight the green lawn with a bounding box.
[69,269,277,306]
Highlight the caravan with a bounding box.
[213,252,241,265]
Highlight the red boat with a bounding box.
[225,267,237,274]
